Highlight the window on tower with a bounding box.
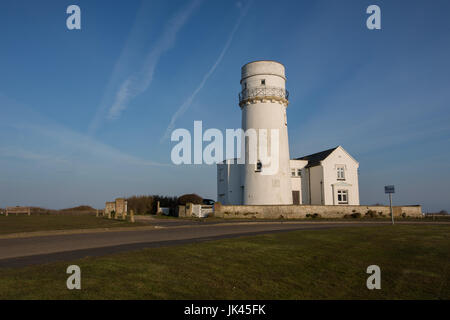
[255,160,262,172]
[261,79,266,86]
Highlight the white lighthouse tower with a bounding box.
[239,60,292,205]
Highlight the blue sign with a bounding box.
[385,185,395,194]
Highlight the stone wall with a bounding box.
[177,205,187,217]
[105,202,115,217]
[115,198,127,219]
[104,199,128,218]
[213,203,423,219]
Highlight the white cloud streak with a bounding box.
[106,0,202,121]
[160,1,252,142]
[0,146,72,166]
[0,93,168,168]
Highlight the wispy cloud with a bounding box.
[160,1,252,142]
[13,122,170,168]
[0,93,169,168]
[0,146,72,166]
[106,0,202,121]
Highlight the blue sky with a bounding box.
[0,0,449,212]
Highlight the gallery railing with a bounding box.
[239,86,289,105]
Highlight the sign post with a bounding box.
[384,185,395,225]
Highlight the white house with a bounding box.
[290,146,360,205]
[218,145,360,206]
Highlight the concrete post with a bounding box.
[156,201,161,215]
[130,209,135,223]
[96,209,99,217]
[28,207,31,216]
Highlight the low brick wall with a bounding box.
[213,204,423,219]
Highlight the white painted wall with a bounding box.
[322,146,360,205]
[217,160,244,205]
[290,160,308,204]
[308,165,324,205]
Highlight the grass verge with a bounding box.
[0,224,448,299]
[0,215,145,235]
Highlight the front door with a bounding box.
[292,191,300,205]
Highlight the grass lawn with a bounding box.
[0,225,448,299]
[0,215,145,235]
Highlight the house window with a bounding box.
[291,169,296,177]
[297,169,302,177]
[261,79,266,86]
[337,190,348,204]
[337,166,345,180]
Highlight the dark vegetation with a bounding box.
[126,194,204,215]
[126,195,178,215]
[177,194,203,205]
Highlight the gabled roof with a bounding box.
[294,146,339,168]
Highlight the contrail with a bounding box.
[161,1,252,142]
[88,0,202,134]
[107,0,202,120]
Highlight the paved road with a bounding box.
[0,220,446,268]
